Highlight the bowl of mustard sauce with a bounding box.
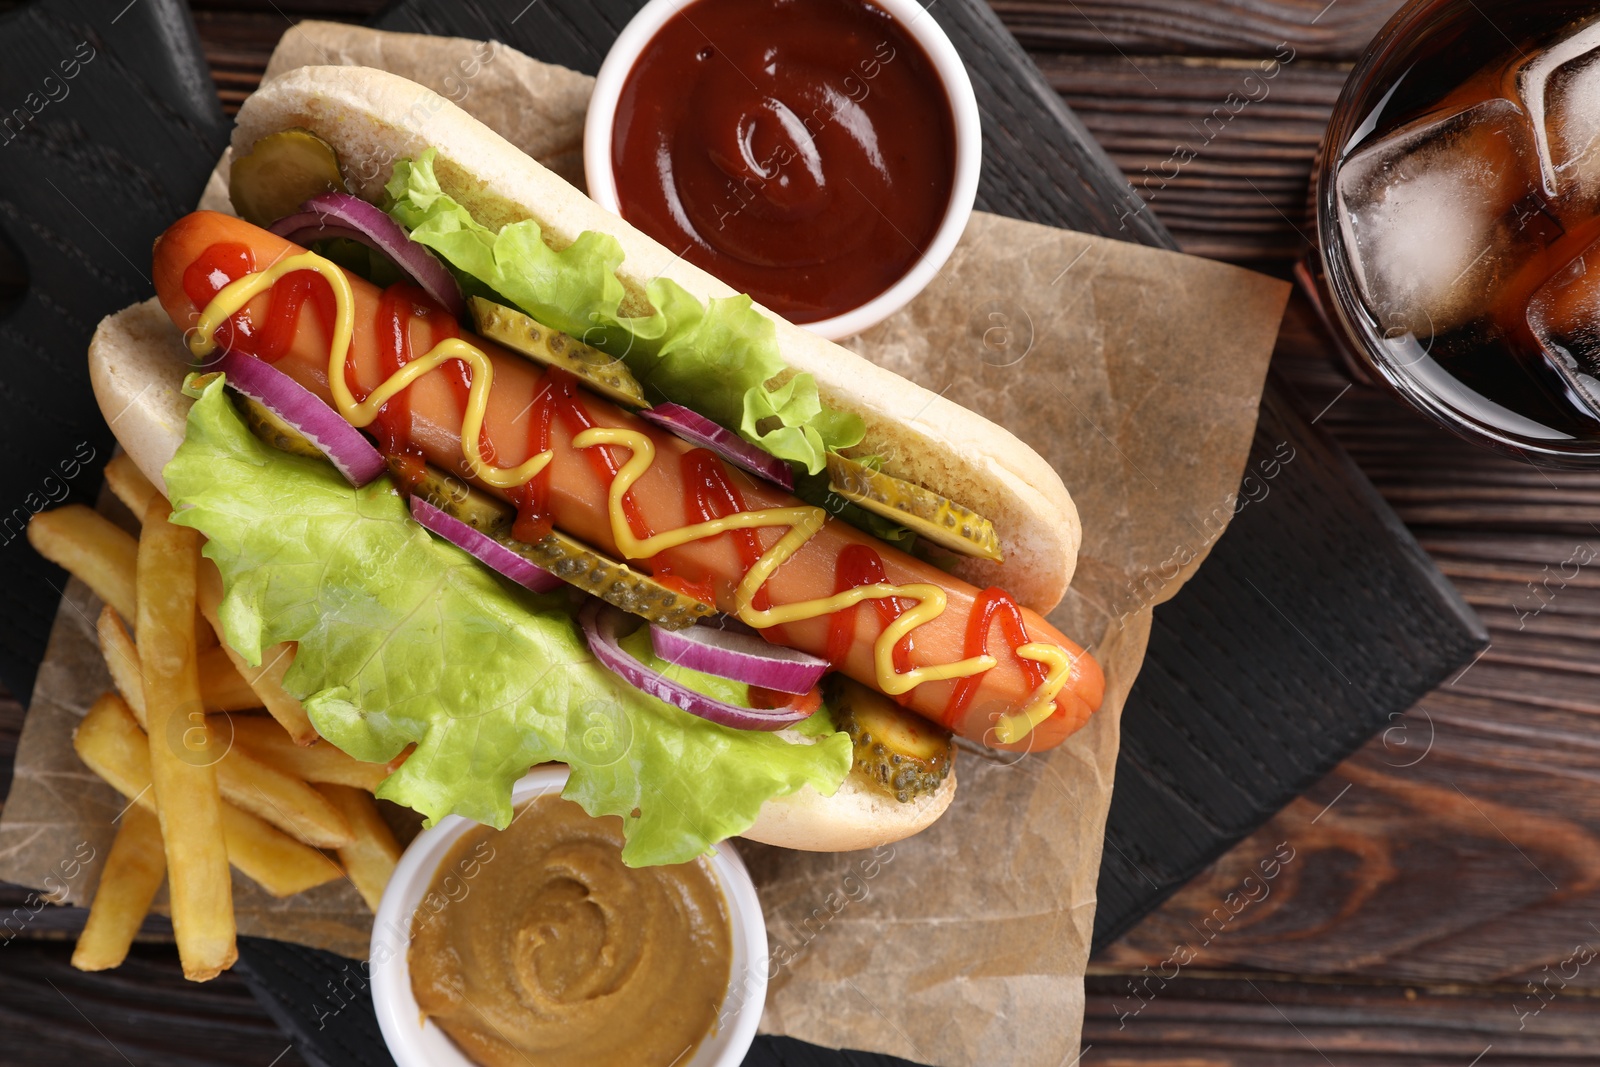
[370,766,767,1067]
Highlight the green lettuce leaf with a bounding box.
[384,150,865,473]
[164,380,851,865]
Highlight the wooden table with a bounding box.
[7,0,1600,1062]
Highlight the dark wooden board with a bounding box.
[1092,325,1600,1023]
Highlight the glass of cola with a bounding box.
[1314,0,1600,463]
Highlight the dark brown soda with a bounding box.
[1342,7,1600,437]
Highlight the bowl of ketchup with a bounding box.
[584,0,980,340]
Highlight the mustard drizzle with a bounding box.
[574,426,1015,700]
[187,252,551,488]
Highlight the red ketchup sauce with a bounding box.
[944,587,1052,729]
[609,0,956,323]
[827,543,916,706]
[182,242,337,361]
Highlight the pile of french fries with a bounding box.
[27,454,404,981]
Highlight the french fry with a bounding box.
[231,715,397,791]
[99,466,216,649]
[72,804,165,972]
[136,498,234,981]
[197,646,261,712]
[318,784,401,912]
[217,801,345,897]
[197,560,316,743]
[100,605,266,727]
[96,606,146,725]
[216,747,353,849]
[74,693,345,898]
[27,506,138,623]
[103,453,161,520]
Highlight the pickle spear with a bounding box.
[232,393,326,461]
[469,297,649,408]
[832,677,954,802]
[229,129,348,228]
[507,530,715,630]
[406,465,515,538]
[825,453,1003,562]
[387,464,707,627]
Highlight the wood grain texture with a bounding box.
[1083,972,1600,1063]
[1036,53,1345,260]
[183,2,1358,259]
[991,0,1404,59]
[0,0,229,704]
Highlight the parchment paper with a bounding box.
[0,24,1289,1066]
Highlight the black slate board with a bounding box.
[0,0,230,703]
[0,0,1487,1065]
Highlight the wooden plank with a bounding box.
[1084,971,1600,1063]
[1035,53,1346,260]
[991,0,1407,60]
[8,1,1594,1062]
[0,692,22,809]
[1098,615,1600,991]
[0,0,230,705]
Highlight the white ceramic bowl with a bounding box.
[583,0,981,341]
[370,765,768,1067]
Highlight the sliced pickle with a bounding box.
[506,530,714,630]
[468,297,649,408]
[832,677,954,803]
[825,453,1003,562]
[229,128,348,228]
[408,464,515,538]
[232,392,326,461]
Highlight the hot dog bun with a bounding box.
[230,64,1080,615]
[87,64,1083,853]
[87,300,957,852]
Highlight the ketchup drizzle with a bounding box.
[371,284,435,487]
[681,448,769,607]
[181,243,338,364]
[943,587,1052,728]
[182,243,255,354]
[826,544,916,704]
[545,367,649,542]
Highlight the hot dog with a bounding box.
[152,210,1104,751]
[83,63,1105,858]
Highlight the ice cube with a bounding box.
[1337,98,1548,338]
[1516,17,1600,199]
[1527,238,1600,417]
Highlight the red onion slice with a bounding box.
[639,403,794,491]
[269,192,465,319]
[214,350,386,486]
[580,602,811,730]
[409,497,561,594]
[650,619,826,694]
